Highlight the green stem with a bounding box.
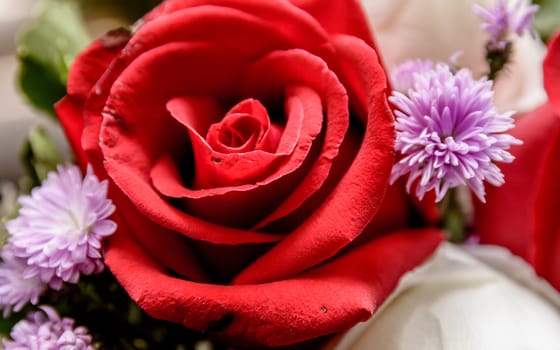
[486,42,513,81]
[438,188,467,243]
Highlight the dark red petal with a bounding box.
[67,34,129,100]
[143,0,328,48]
[55,96,88,170]
[239,49,350,229]
[143,2,331,56]
[106,226,442,347]
[154,86,322,230]
[55,36,126,170]
[109,188,210,283]
[475,104,560,260]
[544,31,560,111]
[146,0,375,51]
[233,36,394,284]
[206,99,277,153]
[167,97,286,190]
[289,0,376,48]
[532,112,560,289]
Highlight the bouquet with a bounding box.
[0,0,559,348]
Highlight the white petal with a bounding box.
[360,0,546,113]
[324,243,560,350]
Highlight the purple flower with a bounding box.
[389,64,521,202]
[2,305,94,350]
[391,59,434,93]
[6,165,116,290]
[474,0,538,50]
[0,244,46,317]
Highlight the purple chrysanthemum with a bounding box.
[391,59,435,93]
[0,244,46,317]
[473,0,538,50]
[6,165,116,290]
[389,63,521,202]
[2,305,94,350]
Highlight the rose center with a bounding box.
[206,99,280,154]
[214,114,260,149]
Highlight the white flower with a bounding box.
[324,243,560,350]
[359,0,547,113]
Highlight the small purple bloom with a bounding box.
[2,305,94,350]
[0,244,46,317]
[391,59,434,93]
[389,64,521,202]
[474,0,539,50]
[6,165,116,290]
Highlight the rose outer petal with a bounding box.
[288,0,377,48]
[475,33,560,278]
[544,32,560,112]
[145,0,375,50]
[106,226,442,347]
[56,35,129,170]
[475,106,560,292]
[533,124,560,289]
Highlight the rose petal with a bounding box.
[353,181,415,247]
[544,32,560,112]
[205,99,278,153]
[532,117,560,289]
[55,34,128,170]
[109,190,210,283]
[56,97,89,170]
[154,82,325,228]
[146,0,374,49]
[475,104,560,261]
[167,97,286,189]
[142,0,330,55]
[106,226,442,347]
[233,35,394,284]
[289,0,376,48]
[239,49,350,230]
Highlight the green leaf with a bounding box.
[16,0,90,117]
[534,0,560,42]
[0,317,17,338]
[19,125,64,192]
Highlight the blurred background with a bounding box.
[0,0,49,180]
[0,0,160,180]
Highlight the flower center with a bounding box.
[213,114,260,149]
[206,99,280,154]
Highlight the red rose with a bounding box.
[475,32,560,289]
[56,0,442,346]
